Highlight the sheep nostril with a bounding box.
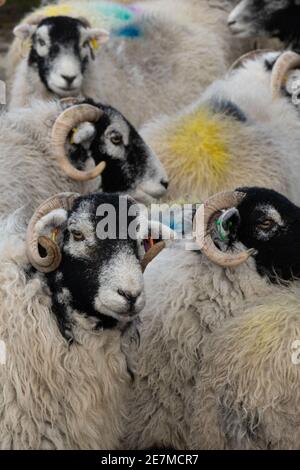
[118,289,139,306]
[61,75,76,86]
[228,20,237,26]
[160,179,169,190]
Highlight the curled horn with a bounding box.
[229,49,275,72]
[26,193,80,273]
[271,51,300,100]
[193,191,256,268]
[51,104,106,181]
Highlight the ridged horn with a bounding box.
[26,193,79,273]
[51,104,106,181]
[271,51,300,100]
[193,191,256,268]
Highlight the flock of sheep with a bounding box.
[1,0,300,451]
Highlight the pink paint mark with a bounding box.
[128,4,143,15]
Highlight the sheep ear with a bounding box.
[213,208,240,246]
[13,24,37,40]
[35,209,68,245]
[70,122,96,149]
[88,28,109,49]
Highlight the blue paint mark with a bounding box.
[96,2,135,22]
[113,24,142,38]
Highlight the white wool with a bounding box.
[0,232,132,449]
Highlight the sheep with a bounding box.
[228,0,300,51]
[123,187,300,449]
[0,190,172,449]
[189,288,300,450]
[6,2,267,127]
[0,97,168,222]
[140,50,300,204]
[5,1,138,84]
[8,16,110,109]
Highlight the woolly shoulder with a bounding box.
[200,288,300,403]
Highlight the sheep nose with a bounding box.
[118,289,140,306]
[61,74,76,86]
[160,179,169,190]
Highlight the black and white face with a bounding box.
[227,0,293,38]
[210,187,300,282]
[69,102,169,203]
[34,193,172,340]
[14,16,108,97]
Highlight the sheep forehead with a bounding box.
[36,25,50,46]
[68,200,95,233]
[257,204,284,226]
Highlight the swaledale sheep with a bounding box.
[141,51,300,203]
[5,0,138,83]
[190,288,300,450]
[0,191,172,449]
[0,98,167,222]
[228,0,300,51]
[7,1,267,126]
[124,187,300,449]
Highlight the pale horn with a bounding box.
[51,104,106,181]
[26,193,79,273]
[271,51,300,100]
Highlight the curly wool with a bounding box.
[189,288,300,450]
[0,232,131,449]
[122,241,289,450]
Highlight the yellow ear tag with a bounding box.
[70,127,78,145]
[51,228,60,242]
[90,39,99,50]
[20,38,32,58]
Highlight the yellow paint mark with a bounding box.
[43,4,73,17]
[236,308,281,357]
[169,109,230,178]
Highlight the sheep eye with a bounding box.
[257,219,275,231]
[72,231,85,241]
[110,131,123,146]
[38,38,46,47]
[82,40,89,48]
